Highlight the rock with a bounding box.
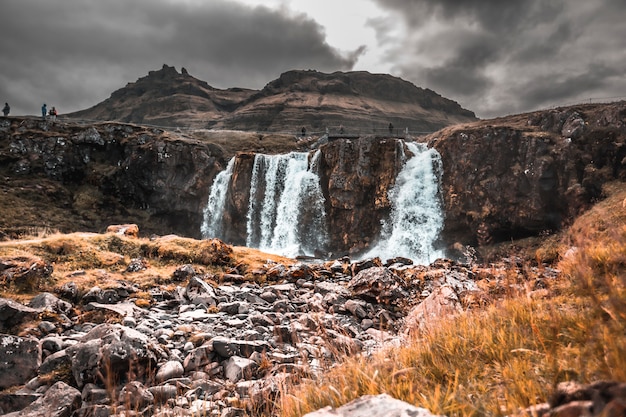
[0,392,41,415]
[118,381,154,410]
[105,224,139,238]
[185,276,217,307]
[15,381,81,417]
[0,257,53,293]
[172,264,196,281]
[224,356,259,383]
[302,393,442,417]
[0,335,41,389]
[28,292,72,314]
[348,267,408,304]
[402,285,463,335]
[156,360,184,383]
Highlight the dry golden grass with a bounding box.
[277,181,626,417]
[0,232,295,301]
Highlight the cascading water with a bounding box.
[246,151,328,258]
[202,151,328,258]
[201,157,235,239]
[363,142,445,264]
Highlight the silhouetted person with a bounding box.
[339,124,344,134]
[388,122,394,135]
[41,103,47,120]
[2,103,9,117]
[301,127,306,137]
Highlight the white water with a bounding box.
[201,157,235,239]
[362,142,445,264]
[202,144,444,263]
[246,151,328,258]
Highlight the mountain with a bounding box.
[67,65,477,132]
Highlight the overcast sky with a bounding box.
[1,0,624,119]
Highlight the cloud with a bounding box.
[371,0,626,117]
[0,0,363,115]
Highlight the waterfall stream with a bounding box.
[201,142,444,263]
[247,151,328,258]
[202,151,328,258]
[362,142,445,263]
[201,157,235,239]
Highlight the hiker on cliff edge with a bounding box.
[41,103,47,120]
[2,103,9,117]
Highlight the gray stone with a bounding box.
[0,334,41,389]
[224,356,259,383]
[0,392,41,415]
[28,292,72,314]
[156,360,184,383]
[39,349,71,375]
[348,267,408,304]
[0,298,39,332]
[118,381,154,409]
[302,393,442,417]
[16,381,81,417]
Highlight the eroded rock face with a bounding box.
[431,102,626,247]
[0,119,224,238]
[2,102,626,254]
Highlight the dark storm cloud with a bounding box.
[371,0,626,117]
[0,0,363,116]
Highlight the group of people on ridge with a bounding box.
[42,103,58,120]
[1,102,59,120]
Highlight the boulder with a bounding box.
[402,285,463,335]
[302,393,442,417]
[0,335,41,389]
[0,298,40,332]
[15,381,81,417]
[348,267,408,304]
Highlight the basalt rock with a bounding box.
[430,102,626,247]
[2,102,626,254]
[0,119,225,238]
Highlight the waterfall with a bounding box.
[246,151,328,258]
[201,157,235,239]
[363,142,445,264]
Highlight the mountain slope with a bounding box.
[67,65,477,132]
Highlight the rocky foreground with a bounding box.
[1,227,624,417]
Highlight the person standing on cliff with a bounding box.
[49,106,58,121]
[388,122,394,135]
[2,103,9,117]
[41,103,47,120]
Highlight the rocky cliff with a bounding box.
[67,65,477,132]
[2,101,626,258]
[213,101,626,257]
[430,102,626,248]
[0,118,226,238]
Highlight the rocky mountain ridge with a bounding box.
[67,64,477,132]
